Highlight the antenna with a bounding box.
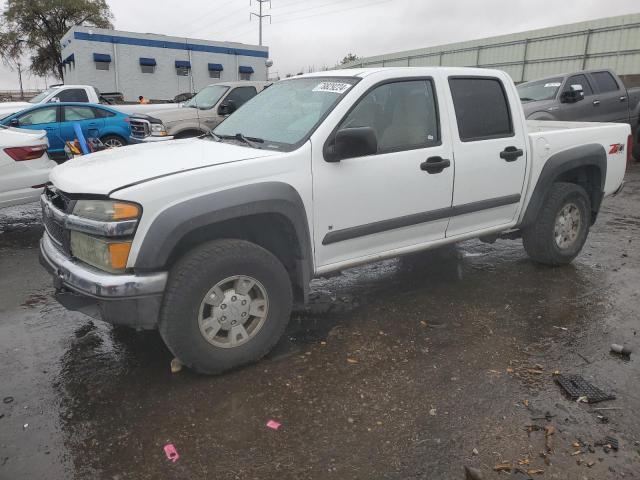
[250,0,271,46]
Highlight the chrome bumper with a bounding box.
[129,135,173,144]
[40,233,167,299]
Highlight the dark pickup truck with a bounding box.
[517,69,640,158]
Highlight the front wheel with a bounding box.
[100,134,126,148]
[522,182,591,265]
[159,239,292,374]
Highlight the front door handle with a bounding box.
[593,99,601,106]
[420,156,451,174]
[500,146,524,162]
[620,96,627,102]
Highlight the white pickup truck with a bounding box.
[0,84,179,118]
[39,67,630,374]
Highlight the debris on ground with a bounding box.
[346,357,359,364]
[170,358,182,374]
[266,420,281,430]
[2,396,13,404]
[163,444,179,463]
[595,436,619,452]
[530,412,555,421]
[472,447,479,455]
[464,465,484,480]
[544,425,555,453]
[610,343,632,356]
[493,462,512,472]
[555,374,616,403]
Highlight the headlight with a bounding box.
[73,200,140,222]
[70,231,132,273]
[150,123,168,136]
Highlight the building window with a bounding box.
[210,70,221,79]
[239,65,254,81]
[175,60,191,77]
[139,57,157,74]
[208,63,223,79]
[141,65,155,74]
[96,62,110,71]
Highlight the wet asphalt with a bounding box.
[1,166,640,480]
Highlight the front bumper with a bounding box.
[129,135,174,144]
[40,233,167,329]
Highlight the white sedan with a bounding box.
[0,125,56,208]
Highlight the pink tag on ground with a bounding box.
[164,444,180,462]
[266,420,281,430]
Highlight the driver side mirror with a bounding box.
[325,127,378,162]
[218,100,237,116]
[10,118,19,127]
[48,97,60,103]
[560,84,584,104]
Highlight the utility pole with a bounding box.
[250,0,271,46]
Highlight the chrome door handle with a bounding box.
[620,96,627,102]
[593,100,601,106]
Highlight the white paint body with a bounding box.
[49,68,629,275]
[0,127,55,208]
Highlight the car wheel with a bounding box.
[101,135,126,148]
[522,182,591,265]
[159,239,292,375]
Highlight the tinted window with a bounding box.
[591,71,619,93]
[54,89,89,103]
[64,106,97,121]
[449,77,513,141]
[565,74,593,96]
[18,107,57,125]
[339,80,439,152]
[225,87,258,108]
[92,107,115,118]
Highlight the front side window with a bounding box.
[54,89,89,103]
[224,87,258,108]
[591,71,619,93]
[517,77,563,102]
[18,107,57,126]
[564,74,593,96]
[184,85,229,110]
[449,77,513,141]
[214,77,359,149]
[338,80,439,152]
[64,106,97,121]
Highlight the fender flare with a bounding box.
[134,181,313,295]
[520,143,607,228]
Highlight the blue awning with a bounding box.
[175,60,191,69]
[208,63,224,71]
[64,54,75,64]
[139,57,156,66]
[238,65,254,74]
[93,53,111,63]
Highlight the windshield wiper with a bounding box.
[217,133,264,149]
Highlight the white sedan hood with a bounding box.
[50,138,277,195]
[0,101,31,117]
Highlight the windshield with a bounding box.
[184,85,229,109]
[213,77,358,149]
[29,88,57,104]
[517,78,563,103]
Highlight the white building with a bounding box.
[60,26,269,102]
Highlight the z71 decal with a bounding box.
[609,143,626,155]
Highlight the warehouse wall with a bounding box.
[346,13,640,86]
[60,27,268,101]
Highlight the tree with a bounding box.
[0,0,113,80]
[339,53,359,65]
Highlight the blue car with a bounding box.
[0,103,131,155]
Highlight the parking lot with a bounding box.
[0,164,637,479]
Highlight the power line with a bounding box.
[272,0,397,25]
[187,3,251,37]
[273,0,359,20]
[173,0,239,35]
[250,0,271,46]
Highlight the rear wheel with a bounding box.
[522,182,591,265]
[159,239,292,375]
[100,134,126,148]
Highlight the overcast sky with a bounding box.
[1,0,639,90]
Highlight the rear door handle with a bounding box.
[500,146,524,162]
[420,156,451,174]
[620,96,627,102]
[593,100,601,106]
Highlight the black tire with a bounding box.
[100,134,127,148]
[522,182,591,266]
[159,239,292,374]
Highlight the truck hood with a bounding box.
[145,107,200,124]
[50,138,278,195]
[0,101,31,118]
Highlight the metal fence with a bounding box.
[348,15,640,86]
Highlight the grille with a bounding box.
[43,186,72,255]
[44,186,72,212]
[130,119,150,138]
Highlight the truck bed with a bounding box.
[526,120,629,198]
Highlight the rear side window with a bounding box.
[449,77,513,142]
[225,87,258,108]
[64,106,96,121]
[92,108,115,118]
[591,71,619,93]
[54,89,89,103]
